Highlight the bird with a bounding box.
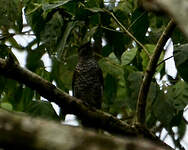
[72,42,103,110]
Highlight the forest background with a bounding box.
[0,0,188,150]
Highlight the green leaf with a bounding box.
[86,0,103,8]
[153,81,188,127]
[51,53,77,90]
[85,7,105,13]
[98,53,123,78]
[25,101,59,121]
[26,45,45,72]
[141,44,164,72]
[167,81,188,111]
[83,26,98,44]
[25,3,44,40]
[141,44,155,69]
[172,28,187,44]
[126,71,143,109]
[121,47,138,66]
[0,0,23,30]
[178,118,186,139]
[57,21,78,59]
[153,92,176,126]
[104,28,131,59]
[174,44,188,82]
[8,37,23,50]
[0,102,13,111]
[41,12,64,54]
[59,64,73,89]
[17,87,35,111]
[42,0,72,11]
[113,1,131,27]
[103,74,117,106]
[102,44,113,57]
[0,76,6,95]
[130,8,149,43]
[0,44,9,58]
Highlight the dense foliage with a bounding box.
[0,0,188,149]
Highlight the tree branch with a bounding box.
[142,0,188,40]
[0,58,147,137]
[136,19,176,125]
[0,58,173,149]
[0,109,173,150]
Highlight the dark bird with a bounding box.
[72,42,103,110]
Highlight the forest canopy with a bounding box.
[0,0,188,149]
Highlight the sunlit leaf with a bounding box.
[121,47,138,66]
[42,0,72,11]
[0,102,13,111]
[85,7,105,13]
[83,26,98,44]
[98,53,123,78]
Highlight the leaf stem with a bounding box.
[136,19,176,125]
[104,9,151,59]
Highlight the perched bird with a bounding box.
[72,42,103,110]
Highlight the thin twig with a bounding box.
[157,55,174,67]
[103,9,151,59]
[136,19,176,125]
[101,26,123,33]
[128,11,147,30]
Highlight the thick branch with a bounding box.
[136,20,176,124]
[0,58,173,149]
[0,109,172,150]
[0,58,149,137]
[142,0,188,40]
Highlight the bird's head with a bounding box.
[78,42,93,59]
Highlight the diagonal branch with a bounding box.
[0,58,149,137]
[136,19,176,125]
[0,58,174,150]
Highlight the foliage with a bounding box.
[0,0,188,149]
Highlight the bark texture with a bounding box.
[0,109,171,150]
[0,58,173,150]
